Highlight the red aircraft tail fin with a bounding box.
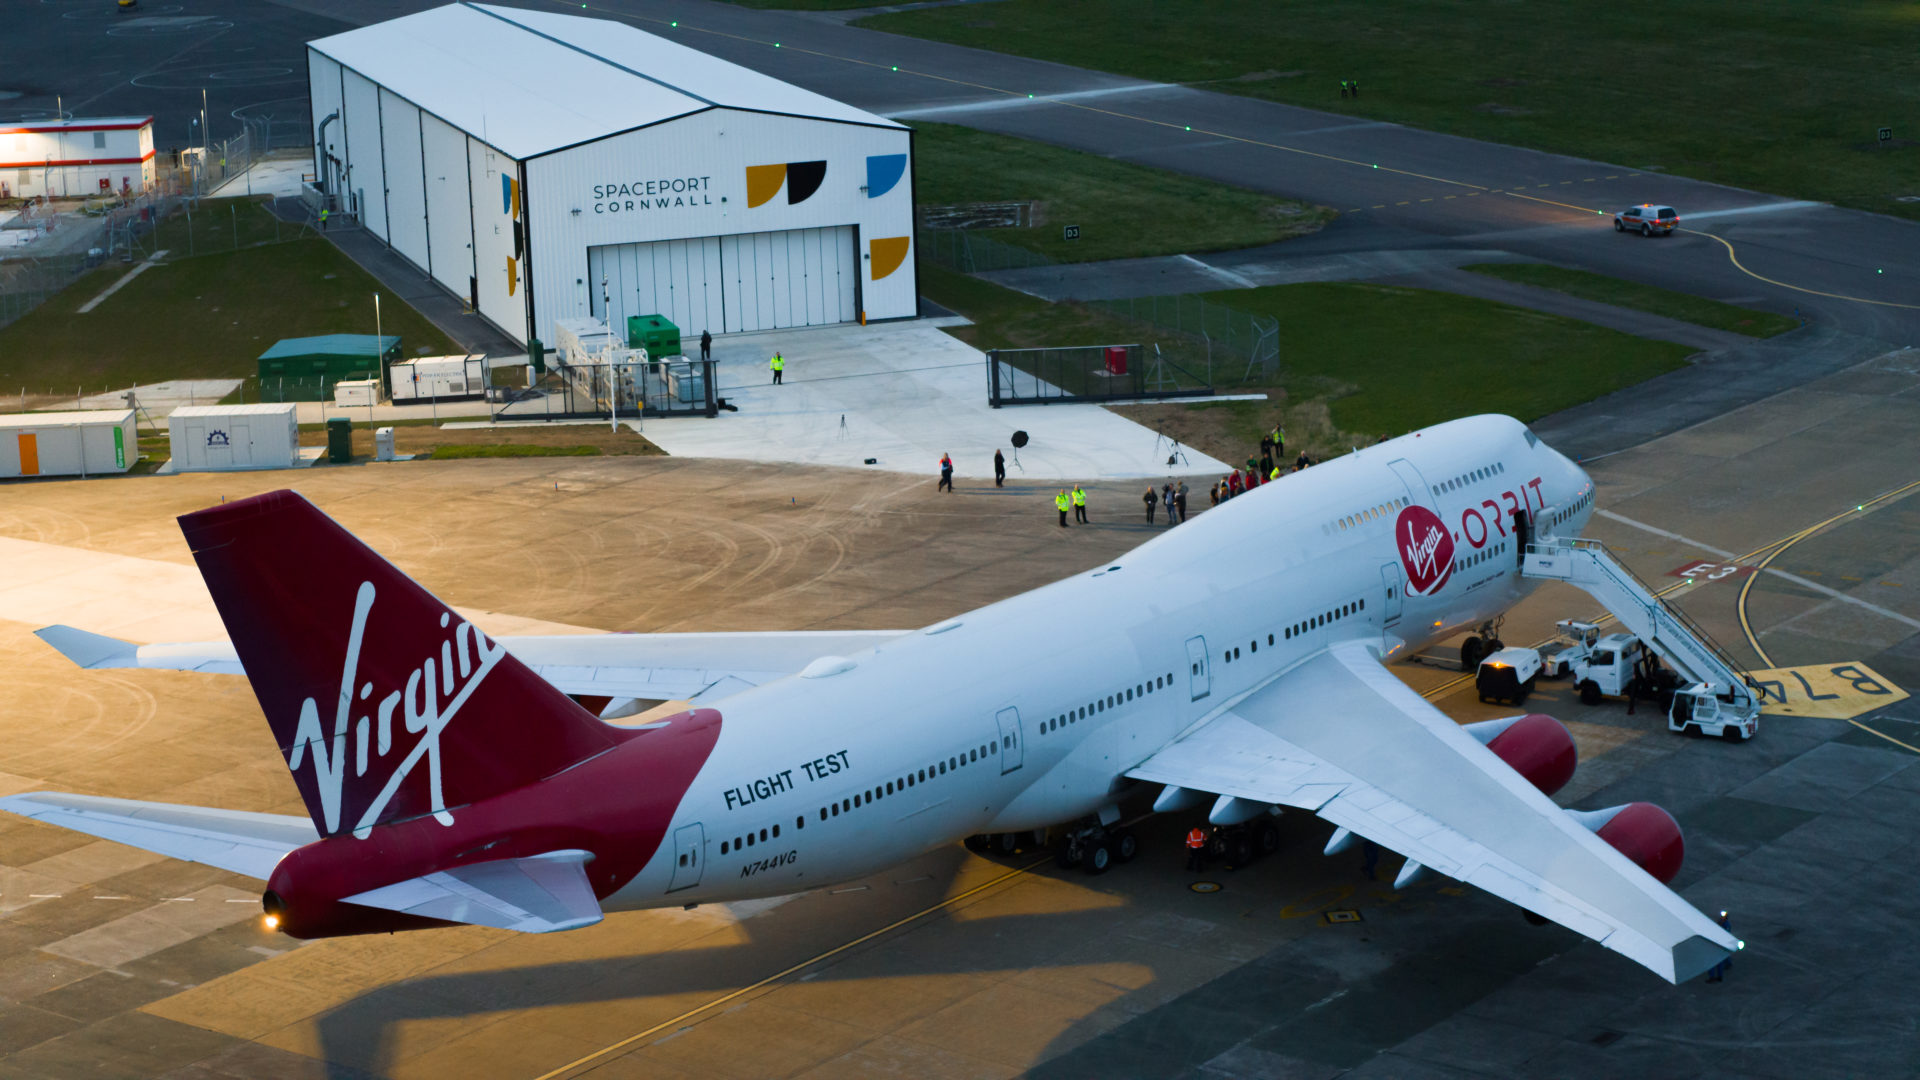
[179,490,619,838]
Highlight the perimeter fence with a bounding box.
[921,228,1279,384]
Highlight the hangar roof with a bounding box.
[308,3,903,160]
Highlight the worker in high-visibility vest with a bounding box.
[1185,826,1208,872]
[1269,465,1282,481]
[1071,484,1088,524]
[770,352,785,385]
[1054,489,1071,528]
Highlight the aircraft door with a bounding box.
[994,707,1024,774]
[1511,507,1532,568]
[1386,457,1436,506]
[1379,563,1404,626]
[667,822,704,892]
[1186,636,1211,701]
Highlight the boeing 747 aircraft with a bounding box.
[2,415,1741,983]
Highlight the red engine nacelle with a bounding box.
[1571,802,1685,884]
[1465,713,1577,796]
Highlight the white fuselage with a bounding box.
[611,415,1595,909]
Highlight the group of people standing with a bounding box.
[1212,423,1313,507]
[1142,481,1189,526]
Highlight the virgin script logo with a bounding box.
[286,581,505,838]
[1395,505,1455,596]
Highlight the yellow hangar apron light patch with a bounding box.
[1747,662,1908,719]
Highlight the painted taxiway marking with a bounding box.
[533,855,1053,1080]
[1600,509,1920,633]
[1747,662,1909,719]
[1848,718,1920,756]
[1738,479,1920,666]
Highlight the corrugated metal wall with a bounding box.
[525,109,913,346]
[307,51,345,195]
[378,89,428,272]
[340,69,387,237]
[420,113,474,303]
[467,136,522,343]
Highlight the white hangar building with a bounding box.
[306,3,915,350]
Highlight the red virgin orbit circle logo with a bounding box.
[1396,504,1455,596]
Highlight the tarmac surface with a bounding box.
[1,343,1916,1079]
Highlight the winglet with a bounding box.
[35,625,139,669]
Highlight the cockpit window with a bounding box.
[1522,427,1539,448]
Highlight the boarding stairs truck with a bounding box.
[1520,536,1762,740]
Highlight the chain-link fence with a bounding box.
[492,358,718,420]
[1090,294,1280,383]
[187,116,279,198]
[924,227,1280,384]
[988,343,1213,407]
[0,183,194,330]
[920,228,1056,274]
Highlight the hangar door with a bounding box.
[588,226,857,339]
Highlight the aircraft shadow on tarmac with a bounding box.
[303,811,1588,1078]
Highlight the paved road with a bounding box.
[18,0,1917,346]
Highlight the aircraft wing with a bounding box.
[0,792,317,879]
[342,849,603,933]
[1125,641,1740,983]
[34,625,911,701]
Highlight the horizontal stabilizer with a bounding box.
[35,625,242,674]
[0,792,317,880]
[342,849,603,933]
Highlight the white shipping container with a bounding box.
[390,354,486,401]
[334,378,383,407]
[0,410,138,479]
[167,404,301,472]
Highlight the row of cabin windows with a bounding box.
[1454,539,1507,574]
[1334,496,1409,534]
[1547,489,1593,531]
[1438,462,1505,495]
[1220,600,1370,665]
[1041,671,1177,735]
[812,740,999,826]
[1279,598,1364,644]
[720,819,786,856]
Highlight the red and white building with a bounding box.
[0,117,156,199]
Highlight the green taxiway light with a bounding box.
[892,66,898,72]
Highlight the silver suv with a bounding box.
[1614,204,1678,236]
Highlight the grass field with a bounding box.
[0,233,456,401]
[1462,263,1802,338]
[913,122,1331,262]
[861,1,1920,221]
[922,266,1691,463]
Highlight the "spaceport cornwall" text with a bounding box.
[592,177,713,213]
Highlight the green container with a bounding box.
[257,334,400,401]
[326,417,353,464]
[626,314,681,357]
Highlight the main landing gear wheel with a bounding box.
[1112,828,1139,863]
[1460,636,1485,672]
[1084,841,1113,875]
[1254,819,1281,857]
[994,832,1024,855]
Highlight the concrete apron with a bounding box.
[648,320,1231,481]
